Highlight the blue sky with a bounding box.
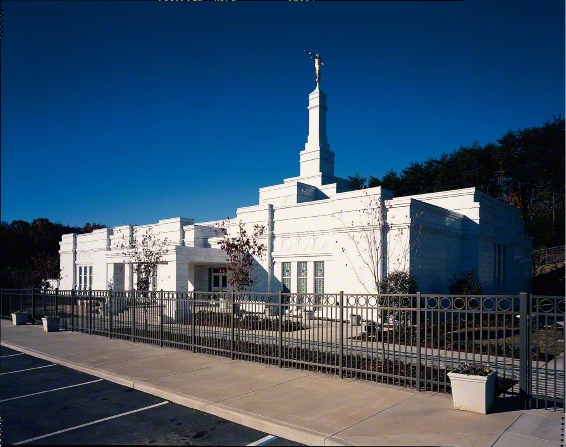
[2,1,564,228]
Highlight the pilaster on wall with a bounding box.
[59,234,77,290]
[125,263,134,291]
[187,264,196,292]
[267,204,274,292]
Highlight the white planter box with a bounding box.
[350,314,362,326]
[11,312,28,325]
[218,299,240,316]
[302,310,314,320]
[448,371,497,414]
[41,317,60,332]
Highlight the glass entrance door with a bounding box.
[211,267,228,292]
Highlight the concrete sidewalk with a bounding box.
[1,320,563,446]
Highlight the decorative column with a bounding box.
[71,234,77,289]
[266,204,274,292]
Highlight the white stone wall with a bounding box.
[400,200,465,293]
[58,184,531,296]
[397,188,532,293]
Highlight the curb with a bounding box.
[1,340,334,446]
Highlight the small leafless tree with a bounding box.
[334,192,424,293]
[217,220,266,291]
[118,227,169,293]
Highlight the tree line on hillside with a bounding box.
[0,219,106,288]
[348,116,565,249]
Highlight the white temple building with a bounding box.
[58,77,532,307]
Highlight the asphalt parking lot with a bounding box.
[0,346,303,446]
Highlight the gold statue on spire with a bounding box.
[304,50,324,85]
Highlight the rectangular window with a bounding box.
[314,261,324,294]
[77,266,92,290]
[297,261,308,295]
[314,261,324,305]
[281,262,291,293]
[152,269,158,291]
[78,266,83,290]
[494,245,506,287]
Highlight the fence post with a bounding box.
[416,292,422,391]
[278,291,282,368]
[55,288,59,318]
[159,290,164,348]
[230,290,235,360]
[519,292,531,409]
[108,290,113,339]
[71,289,75,332]
[339,291,344,379]
[88,288,93,335]
[131,290,136,343]
[31,288,35,324]
[191,291,196,352]
[43,290,47,318]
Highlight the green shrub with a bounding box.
[379,270,417,294]
[448,271,483,294]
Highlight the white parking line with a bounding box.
[14,401,169,445]
[248,435,279,446]
[0,364,56,375]
[0,353,24,358]
[0,379,104,402]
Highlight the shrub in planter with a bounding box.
[448,363,496,414]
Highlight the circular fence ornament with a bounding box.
[497,298,512,311]
[482,298,496,311]
[538,299,554,313]
[453,297,466,310]
[467,297,480,310]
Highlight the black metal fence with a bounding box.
[1,289,563,410]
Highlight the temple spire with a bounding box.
[299,87,335,179]
[299,51,335,179]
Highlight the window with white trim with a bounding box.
[77,266,83,290]
[314,261,324,294]
[152,268,158,291]
[297,261,307,296]
[77,266,92,290]
[281,262,291,293]
[494,245,506,287]
[314,261,324,305]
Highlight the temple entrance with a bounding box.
[211,267,228,292]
